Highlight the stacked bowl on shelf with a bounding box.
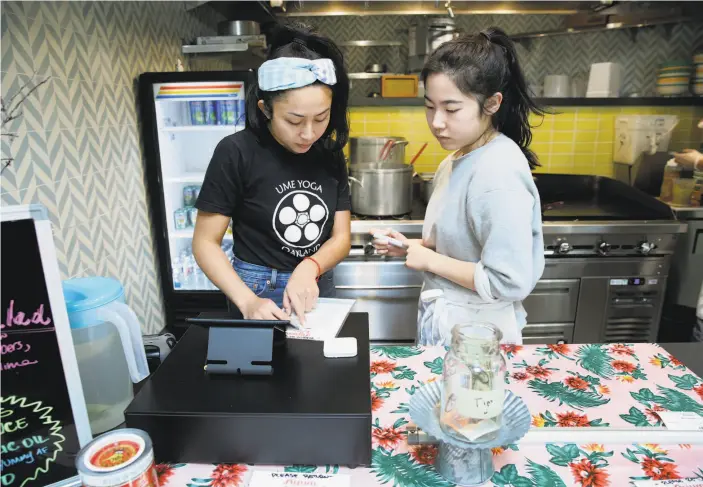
[656,60,691,96]
[693,52,703,96]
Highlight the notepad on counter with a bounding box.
[250,471,350,487]
[286,298,356,341]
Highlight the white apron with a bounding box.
[417,274,522,346]
[418,150,522,346]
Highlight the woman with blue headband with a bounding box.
[193,23,351,324]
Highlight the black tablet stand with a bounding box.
[186,313,288,376]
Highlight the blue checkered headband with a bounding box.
[258,57,337,92]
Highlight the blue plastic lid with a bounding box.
[62,277,125,314]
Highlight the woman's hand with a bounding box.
[240,295,290,321]
[283,259,320,325]
[405,241,437,272]
[672,149,703,171]
[369,228,409,257]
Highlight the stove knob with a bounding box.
[557,240,571,254]
[598,241,612,255]
[638,241,657,255]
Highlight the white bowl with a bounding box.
[657,84,689,96]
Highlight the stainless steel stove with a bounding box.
[337,175,687,345]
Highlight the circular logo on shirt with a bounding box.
[272,190,329,248]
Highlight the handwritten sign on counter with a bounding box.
[1,207,92,487]
[634,479,703,487]
[249,471,350,487]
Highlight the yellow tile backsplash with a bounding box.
[347,106,703,177]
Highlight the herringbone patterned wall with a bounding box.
[1,1,228,334]
[296,15,703,98]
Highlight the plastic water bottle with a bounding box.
[172,257,183,289]
[194,262,206,290]
[181,255,195,289]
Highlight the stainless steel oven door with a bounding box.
[334,258,422,342]
[522,323,575,344]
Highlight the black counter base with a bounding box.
[126,314,373,467]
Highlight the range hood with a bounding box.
[273,1,588,16]
[268,1,701,39]
[512,2,703,40]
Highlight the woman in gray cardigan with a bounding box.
[372,28,545,345]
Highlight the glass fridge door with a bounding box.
[152,80,245,291]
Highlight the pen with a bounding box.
[373,233,409,249]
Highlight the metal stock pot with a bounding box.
[349,136,408,165]
[349,163,413,216]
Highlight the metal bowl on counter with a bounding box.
[349,163,413,216]
[365,63,387,73]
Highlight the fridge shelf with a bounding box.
[171,229,233,240]
[166,173,206,183]
[161,125,244,133]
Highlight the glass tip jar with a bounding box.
[439,322,507,443]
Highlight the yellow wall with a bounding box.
[348,106,703,177]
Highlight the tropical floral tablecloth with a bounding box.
[156,344,703,487]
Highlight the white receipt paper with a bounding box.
[658,411,703,431]
[249,471,351,487]
[634,479,703,487]
[286,298,356,341]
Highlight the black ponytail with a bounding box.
[421,27,545,169]
[246,21,350,151]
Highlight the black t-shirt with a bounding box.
[195,128,351,271]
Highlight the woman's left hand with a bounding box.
[405,241,437,272]
[283,260,320,325]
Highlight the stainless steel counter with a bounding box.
[670,206,703,219]
[345,216,686,344]
[352,220,687,239]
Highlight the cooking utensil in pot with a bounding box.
[348,163,413,216]
[409,143,428,177]
[379,138,410,162]
[379,139,395,161]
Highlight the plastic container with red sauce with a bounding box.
[75,429,159,487]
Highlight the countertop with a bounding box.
[669,205,703,219]
[151,316,703,487]
[660,342,703,377]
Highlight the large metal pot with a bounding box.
[349,163,413,216]
[217,21,261,36]
[349,136,408,165]
[428,17,460,52]
[419,173,435,205]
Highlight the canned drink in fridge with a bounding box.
[217,100,236,125]
[189,101,205,125]
[188,207,198,226]
[183,186,196,207]
[236,99,246,125]
[204,100,217,125]
[174,208,188,230]
[192,185,201,201]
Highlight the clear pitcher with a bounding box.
[63,277,149,435]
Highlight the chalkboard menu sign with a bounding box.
[1,205,92,487]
